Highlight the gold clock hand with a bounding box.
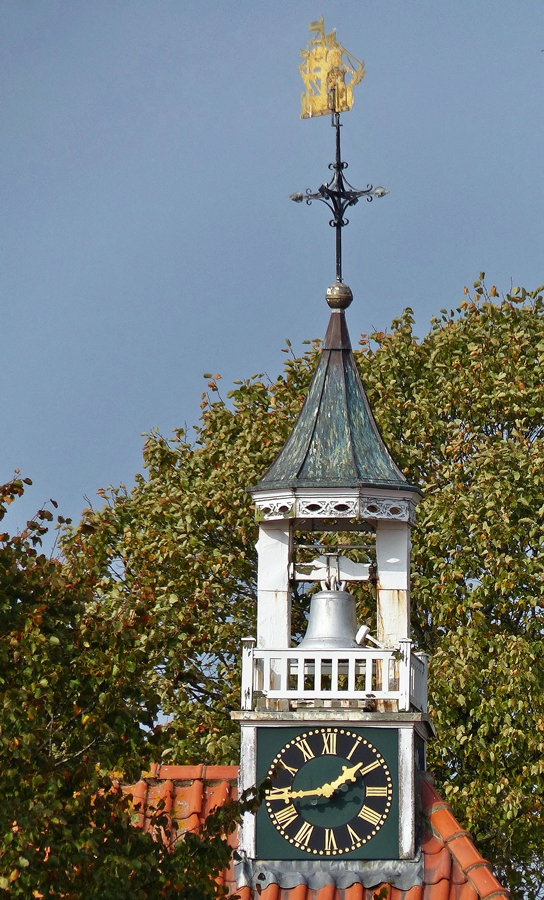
[320,762,362,798]
[267,762,363,803]
[267,785,326,802]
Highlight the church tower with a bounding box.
[232,17,433,888]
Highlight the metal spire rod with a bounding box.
[290,111,388,284]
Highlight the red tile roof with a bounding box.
[124,766,509,900]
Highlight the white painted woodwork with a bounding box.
[375,521,410,590]
[398,727,415,858]
[376,521,411,646]
[241,637,256,712]
[238,481,426,862]
[377,590,409,648]
[238,725,257,857]
[256,523,291,649]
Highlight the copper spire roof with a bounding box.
[252,308,420,495]
[124,765,509,900]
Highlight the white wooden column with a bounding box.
[398,725,415,858]
[238,725,257,856]
[375,520,411,647]
[256,522,291,649]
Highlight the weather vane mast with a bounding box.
[291,16,388,292]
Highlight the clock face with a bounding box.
[261,727,394,858]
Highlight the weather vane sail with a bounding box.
[291,16,388,291]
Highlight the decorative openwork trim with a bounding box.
[360,497,415,524]
[254,492,416,524]
[255,498,295,520]
[296,497,359,518]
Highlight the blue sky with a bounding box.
[2,1,544,540]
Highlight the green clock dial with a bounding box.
[264,727,393,857]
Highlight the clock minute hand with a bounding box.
[320,762,363,798]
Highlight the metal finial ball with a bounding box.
[326,282,353,309]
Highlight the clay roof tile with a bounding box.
[404,886,424,900]
[421,834,445,856]
[448,883,479,900]
[424,847,452,884]
[390,887,406,900]
[423,881,451,900]
[172,778,204,821]
[451,861,469,886]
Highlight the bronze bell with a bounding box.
[298,589,359,649]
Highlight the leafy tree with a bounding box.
[0,477,242,899]
[59,279,544,898]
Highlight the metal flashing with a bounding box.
[234,854,424,892]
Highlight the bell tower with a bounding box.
[233,17,433,889]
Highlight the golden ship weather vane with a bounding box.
[291,16,388,293]
[299,15,365,119]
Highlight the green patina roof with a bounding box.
[251,310,419,494]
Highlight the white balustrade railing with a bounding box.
[240,638,427,713]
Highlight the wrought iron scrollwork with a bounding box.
[291,111,388,284]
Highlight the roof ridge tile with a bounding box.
[444,836,487,873]
[204,765,239,780]
[156,763,204,780]
[462,862,510,900]
[463,863,493,875]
